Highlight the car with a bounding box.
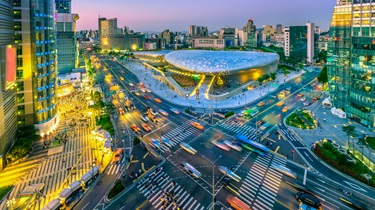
[142,109,149,115]
[160,137,172,148]
[124,106,129,111]
[113,148,123,163]
[282,106,289,112]
[140,88,146,93]
[129,83,134,87]
[141,123,151,131]
[140,115,148,122]
[130,104,135,110]
[286,87,292,91]
[260,122,270,130]
[146,89,152,93]
[151,138,161,148]
[158,109,169,116]
[118,108,124,115]
[180,142,197,155]
[154,98,162,103]
[134,91,140,96]
[223,140,242,152]
[151,110,158,116]
[131,124,140,132]
[143,95,149,100]
[257,101,265,107]
[124,95,128,100]
[119,89,123,93]
[139,82,144,86]
[297,93,304,98]
[313,96,320,100]
[300,97,306,102]
[271,164,297,179]
[151,116,158,123]
[256,120,264,126]
[269,94,277,99]
[226,195,251,210]
[218,166,241,182]
[191,121,204,130]
[304,102,310,106]
[276,101,285,106]
[212,141,231,151]
[170,108,180,114]
[296,192,322,209]
[181,162,201,179]
[276,114,281,118]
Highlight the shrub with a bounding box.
[96,114,115,135]
[107,180,125,199]
[185,109,191,114]
[225,111,235,118]
[0,186,12,201]
[133,136,141,146]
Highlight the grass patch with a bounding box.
[0,186,12,201]
[185,109,191,114]
[108,180,125,199]
[225,111,235,118]
[278,64,296,70]
[367,137,375,151]
[96,114,115,135]
[133,136,141,146]
[286,110,315,129]
[314,142,375,187]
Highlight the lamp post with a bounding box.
[202,155,222,210]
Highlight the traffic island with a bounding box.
[286,109,316,130]
[313,141,375,187]
[107,180,125,199]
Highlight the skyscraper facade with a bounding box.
[284,25,308,61]
[55,0,71,13]
[327,0,375,127]
[0,0,18,171]
[188,25,196,36]
[276,24,283,34]
[306,22,315,64]
[98,17,118,38]
[56,13,79,75]
[15,0,58,134]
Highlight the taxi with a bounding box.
[276,101,285,107]
[191,121,204,130]
[131,124,140,132]
[154,98,162,103]
[282,106,289,112]
[141,123,152,132]
[257,101,265,107]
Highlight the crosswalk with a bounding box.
[219,120,263,140]
[136,169,205,210]
[106,157,126,175]
[239,155,286,210]
[278,126,299,141]
[150,120,205,153]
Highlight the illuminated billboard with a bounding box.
[5,45,16,88]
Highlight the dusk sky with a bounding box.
[72,0,336,32]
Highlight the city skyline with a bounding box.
[72,0,336,32]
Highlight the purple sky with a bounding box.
[72,0,336,32]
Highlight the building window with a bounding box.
[16,93,24,103]
[17,116,25,126]
[14,0,21,7]
[16,81,24,91]
[17,45,22,55]
[17,58,23,67]
[14,22,22,31]
[15,34,22,44]
[17,105,25,115]
[16,70,23,79]
[14,10,21,19]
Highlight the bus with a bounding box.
[236,134,269,156]
[243,107,259,118]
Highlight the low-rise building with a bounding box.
[192,38,225,49]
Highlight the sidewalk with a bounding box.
[121,60,303,110]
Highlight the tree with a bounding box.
[342,125,358,154]
[270,72,277,81]
[262,74,271,81]
[257,77,264,86]
[317,66,328,84]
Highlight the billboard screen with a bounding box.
[5,45,16,88]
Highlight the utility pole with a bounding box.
[202,155,222,210]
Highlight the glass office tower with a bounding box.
[15,0,58,134]
[328,0,375,127]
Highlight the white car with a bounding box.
[223,140,242,152]
[218,166,242,182]
[300,97,306,102]
[140,88,146,93]
[170,108,180,114]
[212,141,230,151]
[146,89,152,93]
[129,83,134,87]
[271,164,297,179]
[151,110,158,116]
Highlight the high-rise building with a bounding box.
[0,0,18,171]
[306,22,315,64]
[98,17,118,38]
[15,0,58,134]
[276,24,283,34]
[161,29,174,44]
[56,13,79,75]
[261,25,275,42]
[327,1,375,127]
[55,0,71,13]
[243,19,256,34]
[188,25,196,36]
[284,24,315,63]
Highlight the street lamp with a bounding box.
[202,154,222,210]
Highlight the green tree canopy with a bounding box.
[317,66,328,84]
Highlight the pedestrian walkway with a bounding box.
[219,120,263,140]
[149,120,205,153]
[238,155,286,209]
[278,126,300,142]
[106,156,126,175]
[136,169,205,210]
